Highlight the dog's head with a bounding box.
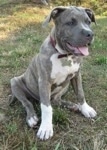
[43,6,96,56]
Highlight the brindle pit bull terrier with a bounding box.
[9,6,97,140]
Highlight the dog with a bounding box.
[9,6,97,140]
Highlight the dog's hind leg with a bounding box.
[10,76,38,128]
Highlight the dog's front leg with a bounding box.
[71,70,97,118]
[37,78,53,140]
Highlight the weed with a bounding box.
[94,56,107,65]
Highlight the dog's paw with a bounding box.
[37,123,53,140]
[79,102,97,118]
[27,116,38,128]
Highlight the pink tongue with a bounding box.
[78,47,89,56]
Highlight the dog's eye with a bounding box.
[66,18,76,26]
[85,19,91,25]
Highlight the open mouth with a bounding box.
[66,42,89,56]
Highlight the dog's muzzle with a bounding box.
[65,30,94,56]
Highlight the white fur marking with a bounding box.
[81,23,91,32]
[28,116,38,128]
[79,102,97,118]
[37,103,53,140]
[55,43,67,54]
[50,53,80,85]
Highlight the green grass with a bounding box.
[0,1,107,150]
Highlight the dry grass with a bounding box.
[0,1,107,150]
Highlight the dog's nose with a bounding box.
[82,29,94,39]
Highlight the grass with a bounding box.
[0,1,107,150]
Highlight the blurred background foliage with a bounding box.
[50,0,107,15]
[1,0,106,16]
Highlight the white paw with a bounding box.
[27,116,38,128]
[79,102,97,118]
[37,123,53,140]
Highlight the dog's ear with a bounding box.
[42,7,67,27]
[85,9,96,24]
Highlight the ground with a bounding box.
[0,1,107,150]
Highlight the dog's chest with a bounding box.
[50,53,80,85]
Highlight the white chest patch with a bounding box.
[50,53,80,85]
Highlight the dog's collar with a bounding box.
[50,36,72,58]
